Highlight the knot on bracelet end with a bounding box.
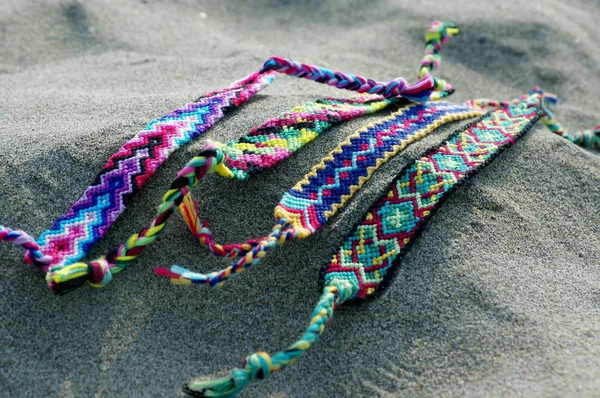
[46,258,113,294]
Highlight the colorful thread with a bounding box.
[15,20,457,270]
[159,102,483,286]
[1,20,461,293]
[465,87,600,149]
[30,72,275,268]
[184,96,543,397]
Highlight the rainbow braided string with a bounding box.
[185,96,543,398]
[420,20,459,100]
[159,102,483,286]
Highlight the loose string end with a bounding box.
[0,225,54,269]
[183,280,353,397]
[45,258,114,294]
[179,193,201,239]
[154,264,234,287]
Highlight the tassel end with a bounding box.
[179,193,201,239]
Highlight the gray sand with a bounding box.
[1,1,599,397]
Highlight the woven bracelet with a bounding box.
[184,93,543,398]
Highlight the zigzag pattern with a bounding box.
[274,102,482,238]
[32,72,276,267]
[322,98,541,300]
[219,96,395,180]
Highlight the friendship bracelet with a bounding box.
[160,102,483,287]
[214,95,395,181]
[2,20,457,273]
[29,71,275,268]
[3,20,460,293]
[184,94,543,398]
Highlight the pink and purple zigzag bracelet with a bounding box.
[29,71,275,268]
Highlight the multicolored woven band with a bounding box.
[217,95,396,180]
[30,72,276,268]
[323,95,542,300]
[4,20,458,272]
[158,102,482,287]
[184,95,543,398]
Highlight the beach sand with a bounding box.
[1,1,599,396]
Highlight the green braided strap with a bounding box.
[183,279,353,398]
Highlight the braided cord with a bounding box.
[44,148,227,293]
[260,56,433,102]
[464,87,600,149]
[0,226,53,267]
[183,279,353,398]
[260,20,460,103]
[419,21,460,100]
[156,220,298,287]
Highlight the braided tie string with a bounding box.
[45,147,229,294]
[183,279,353,397]
[155,219,298,287]
[465,87,600,150]
[0,226,53,268]
[195,221,263,258]
[419,20,460,100]
[260,20,460,103]
[260,56,434,102]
